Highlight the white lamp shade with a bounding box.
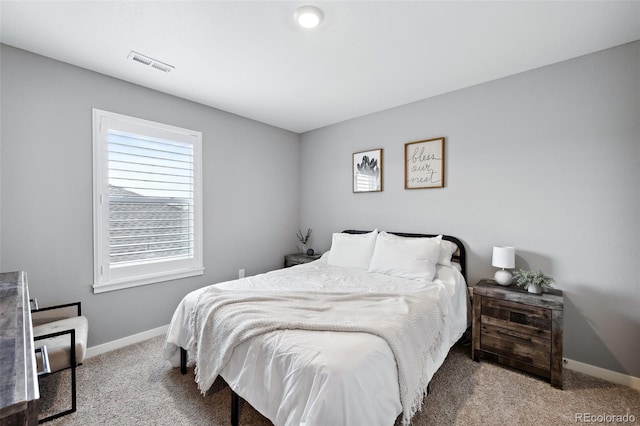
[492,246,515,269]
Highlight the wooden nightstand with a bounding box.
[284,252,321,267]
[471,279,564,389]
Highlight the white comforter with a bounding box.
[163,256,468,426]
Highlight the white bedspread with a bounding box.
[164,257,468,426]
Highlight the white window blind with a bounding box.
[108,131,194,265]
[93,109,203,293]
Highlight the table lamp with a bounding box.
[492,246,515,286]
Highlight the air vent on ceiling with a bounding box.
[151,62,173,73]
[127,51,174,73]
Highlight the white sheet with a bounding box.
[164,257,468,426]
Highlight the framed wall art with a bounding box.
[404,137,445,189]
[353,148,382,193]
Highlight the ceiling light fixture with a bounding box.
[294,5,323,29]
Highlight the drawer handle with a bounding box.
[497,329,532,343]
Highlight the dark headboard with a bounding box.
[342,230,467,281]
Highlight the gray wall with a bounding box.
[0,44,301,346]
[300,41,639,377]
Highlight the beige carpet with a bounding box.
[39,336,639,425]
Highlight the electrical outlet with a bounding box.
[238,269,245,279]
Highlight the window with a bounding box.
[92,109,203,293]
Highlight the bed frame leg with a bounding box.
[231,390,239,426]
[180,347,187,375]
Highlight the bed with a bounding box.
[163,230,469,426]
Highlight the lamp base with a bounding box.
[494,269,513,286]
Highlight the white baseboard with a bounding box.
[564,358,640,390]
[86,324,169,358]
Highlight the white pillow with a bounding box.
[368,231,440,280]
[380,232,457,266]
[327,229,378,269]
[432,235,457,266]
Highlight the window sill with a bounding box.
[93,267,204,294]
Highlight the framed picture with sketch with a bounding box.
[353,149,383,193]
[404,137,444,189]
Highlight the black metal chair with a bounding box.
[31,299,88,423]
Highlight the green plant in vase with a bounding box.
[512,269,554,294]
[297,228,312,254]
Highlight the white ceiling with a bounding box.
[1,1,639,133]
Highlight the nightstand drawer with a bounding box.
[480,324,551,370]
[481,297,551,336]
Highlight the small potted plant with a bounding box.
[297,228,312,254]
[512,269,554,294]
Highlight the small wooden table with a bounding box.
[284,252,321,268]
[471,279,564,389]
